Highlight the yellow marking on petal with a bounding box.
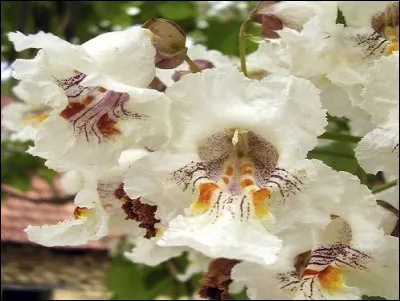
[73,206,91,219]
[191,182,220,214]
[155,227,164,237]
[251,188,271,219]
[385,42,399,55]
[318,266,345,290]
[23,112,49,124]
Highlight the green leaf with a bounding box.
[336,8,347,27]
[107,254,186,300]
[308,141,360,174]
[157,2,194,21]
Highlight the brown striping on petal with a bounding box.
[117,183,160,239]
[198,258,240,300]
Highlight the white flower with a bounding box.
[9,29,172,173]
[24,153,147,247]
[232,172,398,299]
[278,1,396,82]
[356,123,399,176]
[247,39,375,136]
[124,233,185,267]
[1,82,51,142]
[355,52,399,177]
[156,44,236,87]
[9,28,156,103]
[60,170,84,194]
[123,68,357,266]
[359,52,399,126]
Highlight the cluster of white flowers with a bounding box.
[2,1,398,300]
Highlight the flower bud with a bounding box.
[253,1,317,38]
[143,18,188,69]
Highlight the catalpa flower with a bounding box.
[355,52,399,178]
[8,28,171,173]
[123,67,359,266]
[250,1,398,124]
[24,150,149,247]
[232,172,399,299]
[1,82,51,142]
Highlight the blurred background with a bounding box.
[0,1,255,300]
[1,1,389,300]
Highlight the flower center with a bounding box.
[189,129,279,219]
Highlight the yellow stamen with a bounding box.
[23,112,49,124]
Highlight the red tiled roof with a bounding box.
[1,176,108,250]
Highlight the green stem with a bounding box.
[239,16,251,77]
[184,54,201,73]
[372,179,398,194]
[318,132,362,143]
[308,149,355,159]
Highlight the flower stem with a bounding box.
[372,179,398,194]
[318,132,362,143]
[184,54,201,73]
[239,15,251,77]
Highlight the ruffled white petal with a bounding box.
[24,209,109,247]
[158,212,282,266]
[355,123,399,177]
[165,67,326,165]
[360,52,399,125]
[125,236,184,266]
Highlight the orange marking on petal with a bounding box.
[386,42,399,55]
[301,269,319,278]
[239,165,253,175]
[73,206,90,219]
[251,188,271,218]
[83,95,95,105]
[226,166,234,176]
[318,266,344,290]
[222,176,229,184]
[60,102,86,120]
[240,179,254,188]
[191,182,219,213]
[97,114,120,138]
[98,87,107,92]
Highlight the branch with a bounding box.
[1,183,75,204]
[318,132,362,143]
[372,179,398,194]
